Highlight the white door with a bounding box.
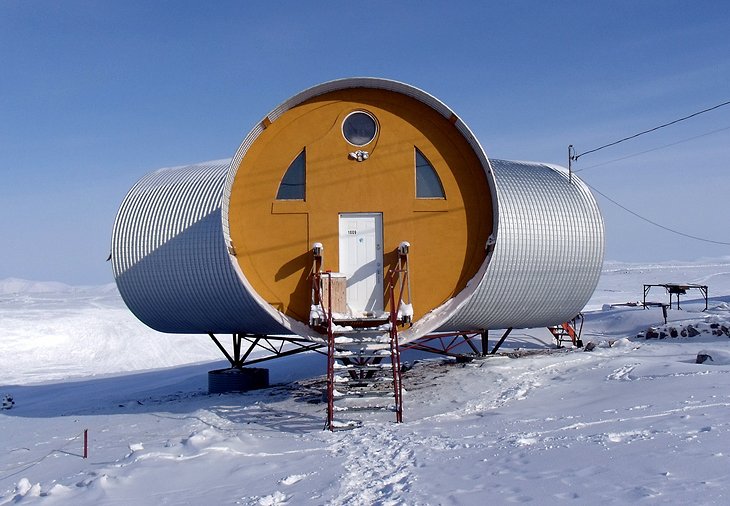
[339,213,383,315]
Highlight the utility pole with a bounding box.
[568,145,576,184]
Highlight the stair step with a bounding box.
[333,389,394,398]
[334,340,390,347]
[334,363,393,372]
[333,404,397,413]
[332,317,391,327]
[335,351,391,358]
[334,376,392,384]
[330,420,362,430]
[334,352,392,360]
[334,346,392,353]
[334,335,390,344]
[333,325,390,331]
[337,388,395,397]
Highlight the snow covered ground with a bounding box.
[2,259,730,504]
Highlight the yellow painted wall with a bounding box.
[227,88,492,324]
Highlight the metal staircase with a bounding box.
[312,243,410,430]
[327,325,402,429]
[548,314,584,348]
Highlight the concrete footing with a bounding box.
[208,367,269,393]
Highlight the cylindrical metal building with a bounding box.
[111,78,604,344]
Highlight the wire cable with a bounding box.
[583,180,730,246]
[573,100,730,160]
[575,125,730,172]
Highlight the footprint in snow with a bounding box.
[279,474,307,485]
[606,364,637,381]
[257,491,290,505]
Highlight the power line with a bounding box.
[572,99,730,160]
[575,125,730,172]
[583,180,730,246]
[567,99,730,245]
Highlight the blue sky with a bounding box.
[1,1,729,284]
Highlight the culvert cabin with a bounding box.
[112,78,604,421]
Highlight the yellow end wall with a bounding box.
[228,88,492,323]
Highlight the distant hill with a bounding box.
[0,277,116,295]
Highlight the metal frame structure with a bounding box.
[401,331,483,357]
[402,319,582,361]
[643,283,708,311]
[207,333,325,369]
[205,321,582,372]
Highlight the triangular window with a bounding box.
[415,148,445,199]
[276,150,306,200]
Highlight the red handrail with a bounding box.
[387,278,404,422]
[321,272,335,431]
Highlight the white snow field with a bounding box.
[2,259,730,505]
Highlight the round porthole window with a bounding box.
[342,111,377,146]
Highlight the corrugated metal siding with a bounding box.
[112,157,603,337]
[111,161,289,334]
[440,160,604,331]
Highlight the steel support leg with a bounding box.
[490,328,512,355]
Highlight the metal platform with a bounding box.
[643,283,708,310]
